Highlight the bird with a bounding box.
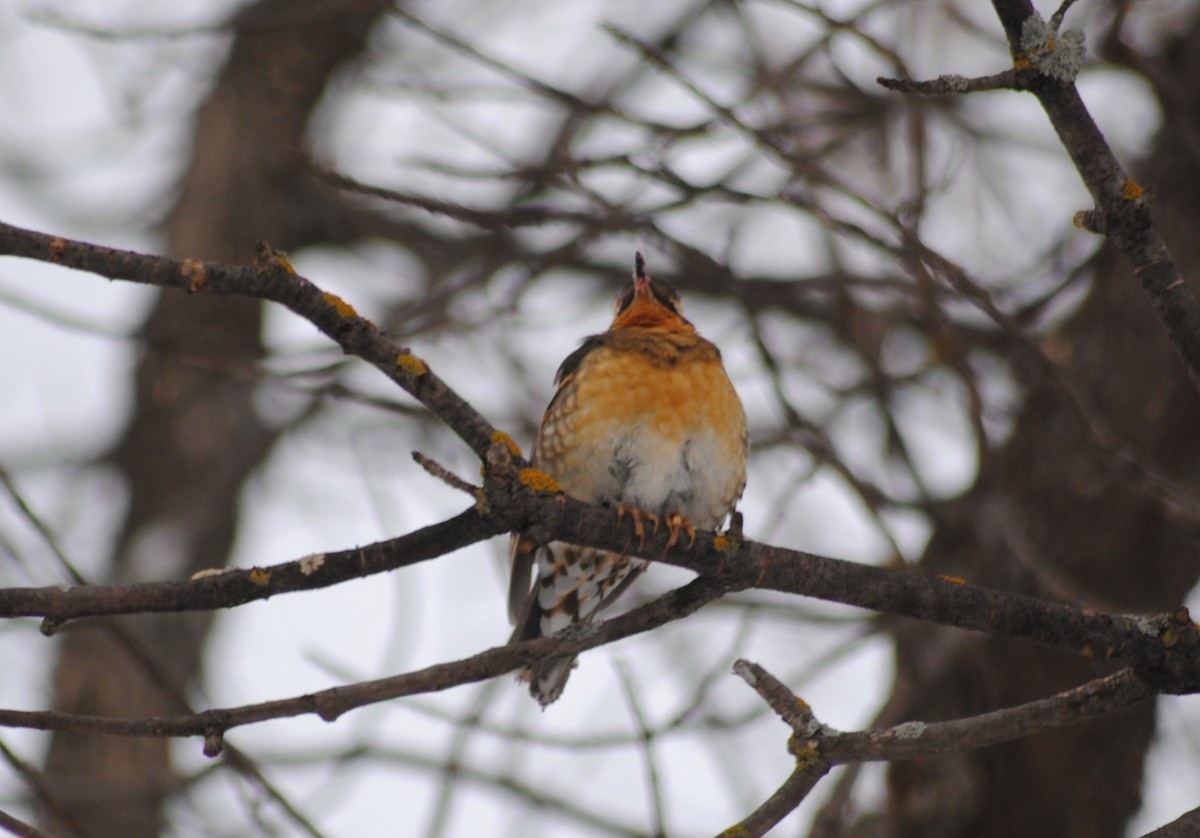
[507,252,748,706]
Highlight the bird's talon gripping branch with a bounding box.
[616,503,656,549]
[663,511,697,552]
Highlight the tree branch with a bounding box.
[0,509,497,631]
[878,1,1200,396]
[729,661,1154,833]
[2,219,1198,791]
[0,576,729,752]
[3,440,1199,697]
[0,222,501,459]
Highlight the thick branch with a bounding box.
[3,449,1199,696]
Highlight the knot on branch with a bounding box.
[252,239,295,278]
[203,726,225,758]
[1074,182,1153,237]
[1133,607,1200,695]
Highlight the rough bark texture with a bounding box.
[885,15,1200,838]
[40,2,391,835]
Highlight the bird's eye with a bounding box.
[613,282,636,315]
[649,278,681,315]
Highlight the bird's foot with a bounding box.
[616,504,659,549]
[663,512,697,552]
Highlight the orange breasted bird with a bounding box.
[507,252,748,706]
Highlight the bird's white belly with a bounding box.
[612,424,733,528]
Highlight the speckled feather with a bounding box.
[508,257,747,706]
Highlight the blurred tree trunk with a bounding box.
[40,2,391,835]
[882,13,1200,838]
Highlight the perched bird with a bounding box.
[508,252,748,706]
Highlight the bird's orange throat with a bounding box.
[610,297,693,332]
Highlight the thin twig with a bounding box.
[616,660,668,838]
[0,739,90,838]
[412,451,478,494]
[0,807,53,838]
[0,576,730,748]
[877,69,1028,95]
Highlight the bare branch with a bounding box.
[4,457,1200,696]
[716,765,828,838]
[411,451,479,495]
[730,662,1155,832]
[0,223,500,459]
[880,0,1200,396]
[0,509,496,629]
[817,667,1153,763]
[0,740,85,838]
[0,807,53,838]
[0,577,729,747]
[877,69,1029,95]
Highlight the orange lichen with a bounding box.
[396,352,429,377]
[491,430,523,458]
[274,253,297,275]
[519,468,563,493]
[937,574,966,585]
[792,744,820,770]
[248,568,272,586]
[48,237,67,261]
[1122,179,1144,200]
[323,291,357,318]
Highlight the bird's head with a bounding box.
[610,252,691,331]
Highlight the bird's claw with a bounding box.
[663,512,697,553]
[617,504,659,549]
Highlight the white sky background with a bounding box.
[0,0,1197,836]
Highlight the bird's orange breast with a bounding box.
[534,329,747,529]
